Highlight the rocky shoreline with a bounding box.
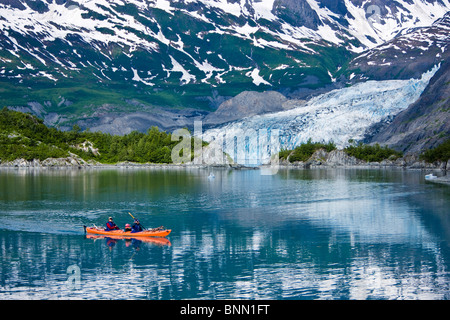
[0,155,254,170]
[0,155,100,168]
[0,148,448,173]
[278,149,449,171]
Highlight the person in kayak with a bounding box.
[131,219,143,233]
[124,223,132,232]
[105,217,119,231]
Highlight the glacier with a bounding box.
[199,66,439,165]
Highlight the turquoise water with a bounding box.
[0,167,449,300]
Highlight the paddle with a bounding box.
[128,212,147,231]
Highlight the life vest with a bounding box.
[106,221,119,231]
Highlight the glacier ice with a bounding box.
[200,65,439,165]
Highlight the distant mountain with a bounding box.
[1,0,449,130]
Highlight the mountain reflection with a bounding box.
[0,168,449,299]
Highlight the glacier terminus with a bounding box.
[200,66,440,165]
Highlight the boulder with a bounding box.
[325,150,362,166]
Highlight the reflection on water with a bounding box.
[85,235,172,248]
[0,167,449,299]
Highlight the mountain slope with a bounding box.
[348,10,450,81]
[0,107,181,164]
[367,55,450,154]
[1,0,449,130]
[0,0,351,130]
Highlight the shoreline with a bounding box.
[0,156,448,171]
[275,148,449,175]
[0,149,448,175]
[1,156,449,184]
[0,157,258,170]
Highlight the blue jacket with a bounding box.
[131,223,143,233]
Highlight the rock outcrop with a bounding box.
[0,154,100,168]
[203,91,300,127]
[280,148,448,170]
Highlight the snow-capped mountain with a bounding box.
[349,9,450,81]
[1,1,448,106]
[0,0,449,153]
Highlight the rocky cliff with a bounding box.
[368,56,450,154]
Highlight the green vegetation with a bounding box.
[279,139,404,163]
[279,139,337,162]
[0,108,198,164]
[420,139,450,163]
[344,142,403,162]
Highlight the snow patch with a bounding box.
[37,71,58,82]
[253,0,277,21]
[327,70,336,82]
[131,68,154,86]
[246,68,271,86]
[167,56,195,84]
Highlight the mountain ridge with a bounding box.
[0,0,449,154]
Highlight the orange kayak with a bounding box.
[84,226,171,238]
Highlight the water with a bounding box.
[0,167,449,300]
